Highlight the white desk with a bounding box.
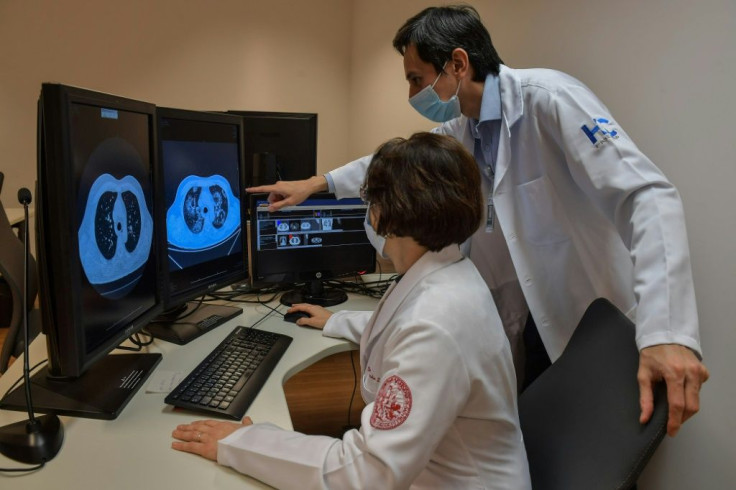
[0,293,379,488]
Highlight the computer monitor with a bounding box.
[0,84,163,420]
[249,193,376,306]
[146,108,248,344]
[227,111,317,187]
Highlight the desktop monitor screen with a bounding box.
[250,193,375,306]
[227,111,317,187]
[0,84,163,419]
[148,108,247,344]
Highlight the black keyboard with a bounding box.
[165,326,292,420]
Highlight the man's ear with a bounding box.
[450,48,471,79]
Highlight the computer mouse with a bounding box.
[283,311,311,323]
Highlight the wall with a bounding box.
[0,0,352,193]
[350,1,736,488]
[1,0,734,487]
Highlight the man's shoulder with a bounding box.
[503,65,586,93]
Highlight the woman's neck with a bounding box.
[385,236,428,274]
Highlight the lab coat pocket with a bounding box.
[513,176,571,246]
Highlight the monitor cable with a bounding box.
[0,188,64,466]
[342,350,360,434]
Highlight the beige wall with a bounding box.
[0,0,352,191]
[1,1,734,488]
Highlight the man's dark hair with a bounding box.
[363,132,483,252]
[393,5,503,81]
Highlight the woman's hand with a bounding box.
[287,303,333,330]
[171,417,253,461]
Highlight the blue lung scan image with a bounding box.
[78,173,153,299]
[167,174,241,250]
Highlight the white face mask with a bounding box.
[363,209,387,259]
[408,62,462,122]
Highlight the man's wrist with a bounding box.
[310,174,329,193]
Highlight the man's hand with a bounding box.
[171,417,254,461]
[247,175,328,212]
[638,344,709,436]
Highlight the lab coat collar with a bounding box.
[361,245,465,361]
[498,65,524,135]
[490,65,524,193]
[479,74,502,123]
[469,74,502,140]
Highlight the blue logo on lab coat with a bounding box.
[581,117,619,148]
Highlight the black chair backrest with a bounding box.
[0,184,41,373]
[518,298,668,490]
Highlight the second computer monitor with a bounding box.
[250,193,376,307]
[150,108,248,344]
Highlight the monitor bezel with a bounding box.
[248,192,376,290]
[37,83,162,378]
[154,107,249,311]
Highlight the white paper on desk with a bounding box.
[146,370,185,393]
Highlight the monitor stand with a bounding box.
[0,353,162,420]
[146,302,242,345]
[280,279,347,307]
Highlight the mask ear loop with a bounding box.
[430,61,449,89]
[432,61,462,97]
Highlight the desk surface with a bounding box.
[0,293,379,488]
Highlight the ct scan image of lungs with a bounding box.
[78,173,154,300]
[166,174,241,250]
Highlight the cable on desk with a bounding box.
[172,295,206,320]
[345,350,359,432]
[0,359,47,403]
[245,300,284,330]
[206,284,290,304]
[116,330,155,352]
[0,461,46,473]
[325,275,396,299]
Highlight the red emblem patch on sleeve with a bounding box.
[370,375,412,430]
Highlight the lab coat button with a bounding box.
[523,276,532,286]
[508,232,517,241]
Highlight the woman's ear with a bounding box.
[369,206,380,230]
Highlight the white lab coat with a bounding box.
[217,246,531,489]
[328,65,701,361]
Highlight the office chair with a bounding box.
[518,298,668,490]
[0,175,41,374]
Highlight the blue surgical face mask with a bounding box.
[409,63,462,122]
[363,209,387,259]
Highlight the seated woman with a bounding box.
[171,132,531,489]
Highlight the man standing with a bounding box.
[248,5,708,437]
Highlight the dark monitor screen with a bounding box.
[227,111,317,187]
[147,108,247,344]
[41,85,160,374]
[0,84,163,419]
[250,193,375,306]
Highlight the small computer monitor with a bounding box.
[249,193,376,306]
[0,84,163,419]
[227,111,317,187]
[146,108,248,344]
